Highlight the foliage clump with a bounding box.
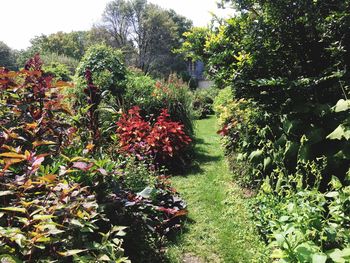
[76,44,126,98]
[0,56,128,262]
[181,0,350,261]
[0,55,188,262]
[192,87,218,119]
[116,106,192,170]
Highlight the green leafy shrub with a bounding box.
[40,53,79,75]
[189,0,350,261]
[43,61,71,81]
[123,69,157,113]
[0,173,127,262]
[118,156,157,192]
[192,87,218,119]
[213,87,234,122]
[150,74,194,137]
[72,45,127,148]
[254,160,350,263]
[123,71,194,138]
[75,44,126,99]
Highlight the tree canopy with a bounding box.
[99,0,193,76]
[30,31,91,60]
[0,41,16,70]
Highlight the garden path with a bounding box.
[166,116,267,263]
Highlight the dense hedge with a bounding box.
[183,0,350,261]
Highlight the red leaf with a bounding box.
[72,162,94,172]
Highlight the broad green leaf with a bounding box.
[298,142,311,162]
[325,191,339,198]
[116,258,131,263]
[263,157,272,170]
[341,248,350,257]
[330,176,342,190]
[70,219,84,227]
[279,216,290,222]
[14,234,25,248]
[274,233,286,246]
[312,254,327,263]
[248,149,263,161]
[327,125,350,140]
[138,187,154,199]
[270,248,285,259]
[295,242,317,262]
[328,249,345,263]
[57,249,87,257]
[334,99,350,112]
[98,255,111,261]
[284,140,299,160]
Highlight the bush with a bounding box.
[72,45,127,147]
[123,71,194,138]
[204,1,350,261]
[0,55,188,261]
[75,44,126,99]
[123,69,157,113]
[0,173,127,262]
[192,87,218,119]
[254,161,350,262]
[116,106,192,170]
[43,61,71,81]
[118,156,157,192]
[40,53,79,75]
[0,56,128,262]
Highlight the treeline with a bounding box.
[0,0,192,78]
[182,0,350,261]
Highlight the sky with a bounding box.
[0,0,233,50]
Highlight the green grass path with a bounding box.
[166,116,267,263]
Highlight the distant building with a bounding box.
[187,59,213,89]
[187,60,205,80]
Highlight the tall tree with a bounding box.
[30,31,90,60]
[0,41,16,70]
[100,0,192,76]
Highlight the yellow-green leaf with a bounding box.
[57,249,87,256]
[0,207,26,213]
[0,152,26,159]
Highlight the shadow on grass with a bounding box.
[177,146,221,177]
[124,217,196,263]
[162,217,197,262]
[193,137,210,146]
[126,118,219,262]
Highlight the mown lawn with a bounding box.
[166,116,268,263]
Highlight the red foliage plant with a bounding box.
[84,69,101,150]
[116,106,191,163]
[0,54,74,175]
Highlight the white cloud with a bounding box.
[0,0,233,50]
